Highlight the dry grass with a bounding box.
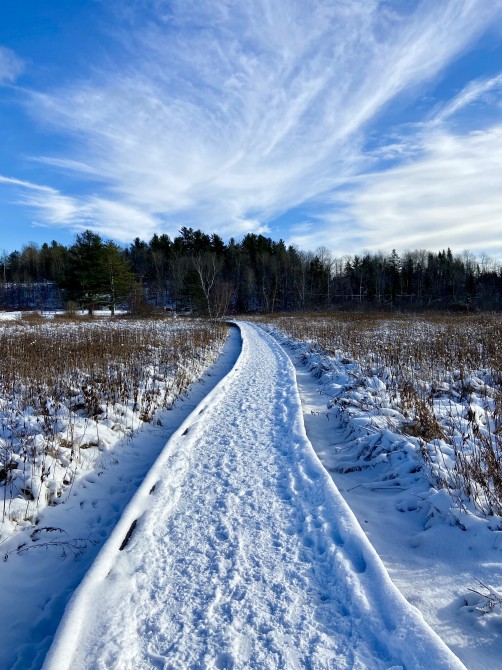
[254,311,502,515]
[0,317,227,525]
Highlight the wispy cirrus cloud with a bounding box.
[0,46,24,85]
[292,124,502,258]
[0,175,160,242]
[6,0,502,251]
[328,66,502,258]
[352,126,502,254]
[431,73,502,125]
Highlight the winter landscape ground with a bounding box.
[255,313,502,670]
[0,311,500,669]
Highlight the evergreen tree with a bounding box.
[63,232,133,314]
[100,241,134,315]
[1,225,501,312]
[65,230,106,313]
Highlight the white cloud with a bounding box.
[306,126,502,258]
[431,73,502,125]
[0,175,161,242]
[80,198,161,242]
[16,0,501,244]
[0,46,24,85]
[0,175,53,192]
[0,175,81,224]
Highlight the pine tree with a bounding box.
[65,230,105,313]
[62,231,129,314]
[100,241,134,315]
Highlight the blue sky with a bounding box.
[1,0,501,260]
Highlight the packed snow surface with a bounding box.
[0,322,235,670]
[258,322,502,670]
[44,323,464,670]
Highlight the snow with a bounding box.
[0,316,224,540]
[43,323,464,670]
[0,309,123,321]
[0,325,240,670]
[260,322,502,670]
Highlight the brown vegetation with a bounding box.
[0,317,227,526]
[255,311,502,516]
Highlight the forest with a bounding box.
[1,227,501,314]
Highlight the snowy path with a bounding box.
[43,323,465,670]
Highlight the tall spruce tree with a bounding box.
[64,230,105,313]
[100,241,134,315]
[64,230,131,314]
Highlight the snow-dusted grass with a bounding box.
[0,315,227,540]
[254,312,502,669]
[43,322,465,670]
[255,312,502,519]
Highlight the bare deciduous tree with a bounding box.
[193,252,224,319]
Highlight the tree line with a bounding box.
[1,228,501,314]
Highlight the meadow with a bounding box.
[0,313,227,536]
[255,311,502,519]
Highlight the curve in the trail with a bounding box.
[43,322,466,670]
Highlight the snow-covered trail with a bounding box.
[43,322,465,670]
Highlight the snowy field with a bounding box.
[0,312,499,668]
[43,322,462,670]
[0,314,228,668]
[256,314,502,670]
[0,313,227,539]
